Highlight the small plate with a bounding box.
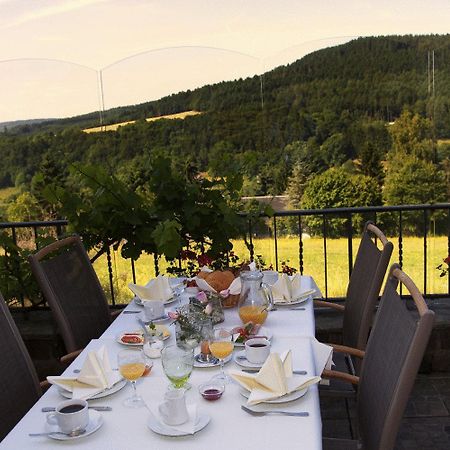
[147,411,210,437]
[117,332,145,346]
[233,327,273,347]
[138,311,171,324]
[233,350,264,369]
[194,353,232,368]
[146,324,171,341]
[44,410,103,440]
[240,387,308,404]
[273,290,315,306]
[59,379,127,400]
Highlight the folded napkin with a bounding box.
[129,275,173,302]
[47,346,122,399]
[150,403,198,434]
[310,337,334,385]
[271,273,316,303]
[230,350,321,405]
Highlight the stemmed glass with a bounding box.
[209,328,234,384]
[161,345,194,390]
[117,349,146,408]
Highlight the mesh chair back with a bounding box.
[357,264,434,450]
[29,236,112,353]
[342,221,393,354]
[0,293,41,441]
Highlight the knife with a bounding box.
[241,369,307,375]
[41,406,112,412]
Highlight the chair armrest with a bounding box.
[329,344,365,359]
[313,299,345,312]
[40,380,51,392]
[322,369,360,385]
[60,348,84,365]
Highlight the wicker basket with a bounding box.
[221,293,240,309]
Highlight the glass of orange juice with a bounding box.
[118,349,146,408]
[209,328,234,384]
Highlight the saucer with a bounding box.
[240,387,308,404]
[233,350,264,369]
[147,411,210,436]
[44,410,103,440]
[59,379,127,400]
[194,353,232,368]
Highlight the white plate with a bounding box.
[147,411,210,437]
[233,350,264,369]
[117,332,145,346]
[273,290,315,306]
[59,379,127,400]
[138,311,171,324]
[194,352,232,368]
[233,327,273,347]
[240,387,308,404]
[44,410,103,440]
[134,296,177,306]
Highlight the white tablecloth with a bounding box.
[1,276,323,450]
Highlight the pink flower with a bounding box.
[168,311,179,320]
[204,304,213,315]
[196,291,208,303]
[219,289,230,298]
[197,253,213,267]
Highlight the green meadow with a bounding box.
[92,235,449,304]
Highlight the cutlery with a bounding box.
[123,310,141,314]
[241,369,307,375]
[241,405,309,417]
[271,307,306,311]
[73,368,118,373]
[41,406,112,412]
[29,428,86,438]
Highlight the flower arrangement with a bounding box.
[437,256,450,277]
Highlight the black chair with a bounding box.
[29,235,117,362]
[315,221,393,393]
[0,293,43,441]
[322,264,435,450]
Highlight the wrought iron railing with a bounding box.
[1,203,449,309]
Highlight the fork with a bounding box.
[241,405,309,417]
[241,369,307,375]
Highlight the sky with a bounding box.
[1,0,450,123]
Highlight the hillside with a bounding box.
[1,34,449,193]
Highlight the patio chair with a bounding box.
[315,221,393,392]
[322,264,435,450]
[28,235,116,362]
[0,292,44,441]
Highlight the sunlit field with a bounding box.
[93,236,449,304]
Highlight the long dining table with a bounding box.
[1,276,324,450]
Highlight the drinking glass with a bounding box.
[161,345,194,390]
[117,349,146,408]
[209,328,234,384]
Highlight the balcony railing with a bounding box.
[1,203,449,309]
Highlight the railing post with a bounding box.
[248,218,254,262]
[273,216,278,271]
[106,246,115,305]
[154,253,160,276]
[131,259,136,284]
[399,211,403,296]
[423,209,428,295]
[347,214,353,279]
[298,216,304,275]
[323,215,328,299]
[448,208,450,296]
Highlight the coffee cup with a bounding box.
[245,338,271,364]
[143,300,165,321]
[158,389,189,426]
[46,399,89,434]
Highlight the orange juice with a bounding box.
[238,305,268,325]
[120,362,145,381]
[209,341,234,359]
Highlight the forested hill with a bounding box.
[1,34,450,193]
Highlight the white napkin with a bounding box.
[271,273,316,303]
[47,346,122,399]
[310,337,334,385]
[230,350,321,405]
[150,403,198,435]
[129,275,173,302]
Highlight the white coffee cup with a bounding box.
[158,389,189,426]
[245,338,271,364]
[144,300,165,321]
[46,399,89,434]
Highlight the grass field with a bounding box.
[93,235,449,304]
